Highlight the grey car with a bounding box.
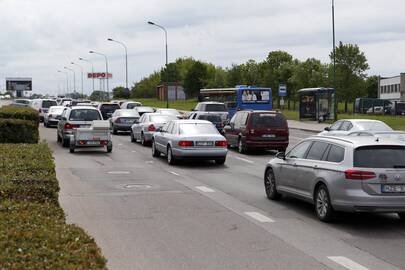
[130,113,177,145]
[44,105,65,127]
[110,109,140,134]
[319,119,392,136]
[348,130,405,143]
[152,120,228,165]
[264,135,405,222]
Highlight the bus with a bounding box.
[200,86,272,118]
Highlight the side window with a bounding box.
[340,121,351,131]
[287,141,313,159]
[234,113,243,128]
[162,122,171,132]
[346,122,353,131]
[168,123,176,134]
[193,114,198,119]
[306,141,330,161]
[330,121,342,131]
[326,145,345,163]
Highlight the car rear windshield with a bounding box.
[357,121,392,131]
[197,114,222,123]
[150,115,175,123]
[354,146,405,168]
[42,100,57,108]
[100,104,120,111]
[179,123,219,135]
[205,104,227,112]
[251,113,286,128]
[119,110,139,117]
[69,109,101,121]
[49,107,64,114]
[127,103,141,109]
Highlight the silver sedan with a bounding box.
[152,120,228,165]
[130,113,177,145]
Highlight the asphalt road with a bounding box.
[39,125,405,270]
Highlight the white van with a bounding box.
[30,99,58,122]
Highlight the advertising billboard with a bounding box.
[87,72,113,79]
[6,78,32,91]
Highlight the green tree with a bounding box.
[364,75,378,98]
[89,91,109,101]
[131,72,161,98]
[160,63,181,83]
[290,58,329,95]
[226,64,243,87]
[183,61,208,97]
[112,86,130,99]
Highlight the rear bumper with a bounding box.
[46,119,59,126]
[113,123,132,131]
[246,140,288,150]
[173,148,227,159]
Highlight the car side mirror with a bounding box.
[324,127,331,131]
[275,151,286,160]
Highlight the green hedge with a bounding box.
[0,119,39,144]
[0,200,107,269]
[0,106,39,126]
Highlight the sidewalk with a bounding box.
[287,120,328,133]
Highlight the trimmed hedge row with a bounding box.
[0,119,39,144]
[0,200,107,269]
[0,143,58,203]
[0,106,39,126]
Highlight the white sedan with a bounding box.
[319,119,393,136]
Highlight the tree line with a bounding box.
[113,42,378,109]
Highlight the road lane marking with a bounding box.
[244,212,274,223]
[145,161,154,164]
[195,186,215,193]
[230,155,254,164]
[118,143,123,146]
[107,171,131,175]
[131,150,137,153]
[328,256,369,270]
[169,171,180,176]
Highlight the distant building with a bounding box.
[378,73,405,102]
[157,83,186,101]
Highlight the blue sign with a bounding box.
[279,83,287,97]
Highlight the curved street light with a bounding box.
[89,50,110,100]
[71,62,84,98]
[79,57,95,93]
[108,38,128,91]
[64,66,76,93]
[57,70,69,95]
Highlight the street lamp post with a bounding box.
[64,66,76,93]
[148,21,169,108]
[58,70,69,96]
[108,38,128,91]
[79,57,95,93]
[89,50,110,100]
[71,62,84,98]
[332,0,337,121]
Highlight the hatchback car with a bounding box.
[97,103,121,120]
[152,120,228,165]
[131,113,178,145]
[30,99,58,122]
[224,110,289,153]
[110,109,141,134]
[265,135,405,222]
[44,106,65,127]
[319,119,392,136]
[57,106,103,147]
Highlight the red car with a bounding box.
[224,110,289,153]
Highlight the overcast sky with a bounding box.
[0,0,404,95]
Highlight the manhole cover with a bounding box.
[107,171,131,175]
[124,184,153,190]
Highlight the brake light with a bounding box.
[64,123,79,130]
[148,124,156,132]
[178,141,194,147]
[215,140,227,147]
[79,140,86,145]
[344,169,376,180]
[100,140,108,145]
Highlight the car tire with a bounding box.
[141,133,147,146]
[167,146,176,165]
[315,185,335,222]
[264,168,282,200]
[152,140,161,157]
[130,131,136,143]
[107,143,113,153]
[69,144,75,153]
[62,138,69,148]
[112,127,118,135]
[238,138,246,154]
[215,158,226,165]
[397,213,405,221]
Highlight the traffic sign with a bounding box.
[279,83,287,97]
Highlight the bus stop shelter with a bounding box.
[298,88,336,121]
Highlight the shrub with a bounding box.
[0,200,107,269]
[0,119,39,144]
[0,143,59,204]
[0,106,39,126]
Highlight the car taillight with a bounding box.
[249,129,255,135]
[115,118,121,124]
[64,123,78,130]
[178,141,194,147]
[100,140,108,145]
[148,124,156,132]
[215,140,227,147]
[344,169,376,180]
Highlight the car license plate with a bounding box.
[381,184,405,193]
[196,141,213,146]
[87,141,100,145]
[124,120,133,124]
[262,134,276,138]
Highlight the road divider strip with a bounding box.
[244,211,275,223]
[327,256,370,270]
[195,186,215,193]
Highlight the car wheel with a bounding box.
[69,144,75,153]
[397,213,405,221]
[152,140,161,157]
[62,138,69,148]
[264,168,282,200]
[107,143,113,153]
[315,185,335,222]
[112,127,118,135]
[141,133,147,146]
[215,157,226,165]
[167,146,176,165]
[238,138,246,154]
[130,131,136,143]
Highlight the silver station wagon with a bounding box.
[264,135,405,222]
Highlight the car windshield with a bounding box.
[251,113,286,128]
[101,104,120,111]
[118,110,139,117]
[127,103,141,109]
[150,115,176,123]
[49,107,64,114]
[69,109,101,121]
[357,121,392,131]
[179,123,219,135]
[197,114,222,123]
[42,100,57,108]
[205,104,227,112]
[354,146,405,168]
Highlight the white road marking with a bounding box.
[328,256,370,270]
[195,186,215,193]
[118,143,123,146]
[107,171,131,175]
[244,212,274,223]
[169,171,180,176]
[131,150,137,153]
[145,161,154,164]
[230,155,254,164]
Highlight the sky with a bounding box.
[0,0,404,96]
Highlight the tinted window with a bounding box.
[287,141,312,159]
[127,103,140,109]
[340,121,352,131]
[197,114,222,123]
[42,100,57,108]
[306,141,329,160]
[326,145,345,163]
[357,121,392,131]
[354,146,405,168]
[69,109,101,121]
[330,121,342,131]
[205,104,227,112]
[179,123,219,135]
[251,113,286,128]
[100,104,120,111]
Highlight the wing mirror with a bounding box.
[275,151,286,160]
[324,127,331,131]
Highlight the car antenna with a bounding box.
[375,137,379,142]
